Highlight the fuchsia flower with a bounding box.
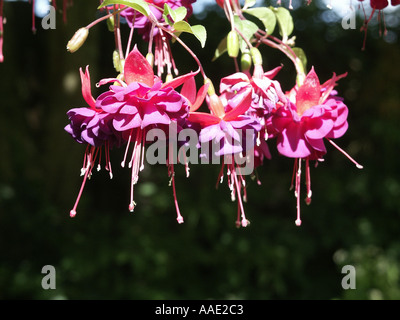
[96,47,194,220]
[269,68,363,226]
[219,66,287,168]
[65,47,201,223]
[65,66,119,217]
[188,85,262,227]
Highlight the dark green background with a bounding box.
[1,0,400,299]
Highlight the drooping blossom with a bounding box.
[219,65,287,167]
[269,67,363,226]
[65,67,122,218]
[94,46,202,223]
[188,83,262,227]
[65,46,204,223]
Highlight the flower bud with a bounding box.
[67,27,89,53]
[113,50,121,72]
[240,51,252,72]
[107,16,115,32]
[227,30,240,58]
[250,47,263,66]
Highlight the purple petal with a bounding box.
[113,113,142,131]
[304,117,334,140]
[276,122,311,158]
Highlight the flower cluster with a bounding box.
[63,0,363,227]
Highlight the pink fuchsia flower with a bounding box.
[220,67,286,115]
[188,87,261,227]
[270,67,363,226]
[219,66,286,167]
[65,67,119,218]
[220,65,286,125]
[95,46,200,223]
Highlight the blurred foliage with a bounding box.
[0,0,400,300]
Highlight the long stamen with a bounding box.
[327,139,363,169]
[295,158,302,226]
[70,147,95,217]
[305,158,312,205]
[105,141,113,179]
[140,131,146,171]
[121,129,134,167]
[129,130,143,212]
[216,160,226,189]
[81,144,90,175]
[235,198,241,228]
[231,164,248,227]
[290,158,298,190]
[179,149,190,178]
[169,162,184,224]
[97,146,102,171]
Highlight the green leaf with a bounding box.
[173,7,188,22]
[98,0,150,17]
[191,25,207,48]
[173,21,207,48]
[244,7,276,35]
[163,3,176,22]
[212,36,227,61]
[163,4,187,24]
[233,15,259,52]
[273,7,294,41]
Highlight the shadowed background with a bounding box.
[0,0,400,299]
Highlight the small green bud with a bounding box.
[250,47,263,66]
[227,30,240,58]
[107,16,115,32]
[240,51,252,72]
[67,27,89,53]
[113,50,121,73]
